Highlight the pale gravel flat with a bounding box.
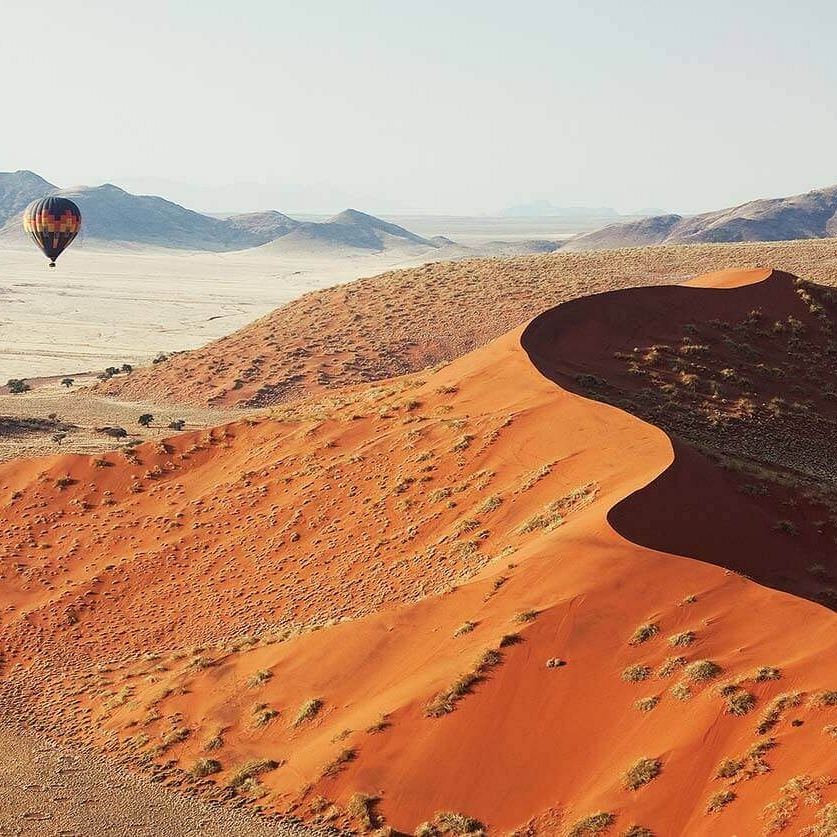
[0,728,335,837]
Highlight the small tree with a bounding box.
[168,419,186,431]
[121,363,133,374]
[61,377,74,388]
[138,413,154,427]
[7,379,30,394]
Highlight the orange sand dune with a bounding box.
[4,268,837,835]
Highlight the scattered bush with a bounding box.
[623,757,662,790]
[657,656,686,678]
[634,696,660,712]
[629,623,659,646]
[668,631,695,647]
[567,812,616,836]
[622,664,651,682]
[706,790,736,813]
[6,378,30,394]
[322,747,357,777]
[757,692,802,735]
[347,793,381,830]
[190,757,221,778]
[247,669,272,688]
[725,690,756,716]
[227,758,279,789]
[684,660,722,683]
[293,698,323,727]
[425,648,503,717]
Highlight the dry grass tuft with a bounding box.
[322,747,357,777]
[622,664,651,682]
[425,647,503,717]
[567,811,616,836]
[623,757,662,791]
[684,659,722,683]
[227,758,280,789]
[293,698,324,727]
[629,622,659,646]
[706,790,736,813]
[190,757,221,778]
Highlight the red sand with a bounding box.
[4,268,837,835]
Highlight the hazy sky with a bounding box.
[3,0,836,214]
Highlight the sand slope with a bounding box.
[4,269,837,834]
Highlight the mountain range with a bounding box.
[0,171,441,254]
[5,171,837,256]
[564,184,837,250]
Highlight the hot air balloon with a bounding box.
[23,197,82,267]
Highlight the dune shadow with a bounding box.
[521,270,837,609]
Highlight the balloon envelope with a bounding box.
[23,197,82,266]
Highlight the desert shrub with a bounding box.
[622,664,651,682]
[668,631,695,647]
[810,691,837,708]
[657,656,686,678]
[808,803,837,835]
[725,690,756,716]
[567,812,616,836]
[757,692,802,735]
[247,669,272,688]
[684,660,722,683]
[476,495,502,514]
[706,790,736,813]
[6,379,30,394]
[671,682,692,701]
[754,666,781,682]
[293,698,323,727]
[622,828,654,837]
[629,623,659,646]
[433,811,485,834]
[634,696,660,712]
[347,793,381,829]
[454,621,476,637]
[514,609,539,624]
[252,705,279,727]
[322,747,357,777]
[716,758,744,779]
[623,757,662,790]
[425,648,503,717]
[227,758,279,789]
[367,714,391,734]
[190,758,221,778]
[499,633,522,648]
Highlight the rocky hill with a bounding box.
[567,184,837,250]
